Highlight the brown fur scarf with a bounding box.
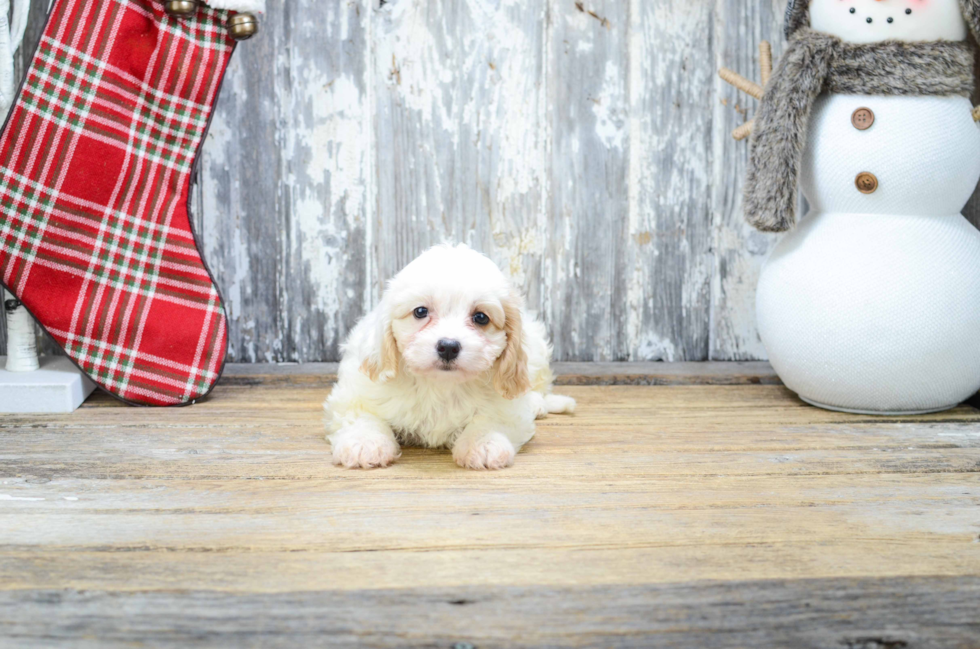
[744,30,976,232]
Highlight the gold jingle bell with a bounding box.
[164,0,198,17]
[228,12,258,41]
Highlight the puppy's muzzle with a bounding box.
[436,339,462,363]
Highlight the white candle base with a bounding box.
[0,356,96,413]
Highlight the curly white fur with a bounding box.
[325,244,575,470]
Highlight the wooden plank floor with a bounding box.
[1,368,979,647]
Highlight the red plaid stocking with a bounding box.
[0,0,241,405]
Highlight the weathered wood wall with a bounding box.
[196,0,779,363]
[4,0,980,362]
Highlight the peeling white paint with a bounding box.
[636,333,678,363]
[713,225,769,360]
[592,61,626,151]
[179,0,808,364]
[286,68,368,316]
[0,494,44,501]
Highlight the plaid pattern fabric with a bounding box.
[0,0,235,406]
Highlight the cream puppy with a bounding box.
[325,244,575,470]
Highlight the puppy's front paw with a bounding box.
[452,432,516,471]
[330,430,401,469]
[544,394,576,414]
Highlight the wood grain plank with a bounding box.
[709,0,784,360]
[194,11,284,362]
[216,361,785,387]
[2,543,979,592]
[276,0,372,361]
[1,385,978,588]
[3,578,979,648]
[193,0,371,363]
[1,474,978,551]
[3,472,977,506]
[455,0,550,314]
[371,0,549,302]
[554,360,781,384]
[3,381,980,643]
[627,0,713,361]
[1,441,977,482]
[9,382,975,423]
[545,0,630,361]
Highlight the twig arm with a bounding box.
[718,68,764,101]
[759,41,772,87]
[718,41,772,141]
[732,120,755,141]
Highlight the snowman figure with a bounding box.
[722,0,980,414]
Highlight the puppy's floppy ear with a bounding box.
[360,311,399,382]
[493,291,531,400]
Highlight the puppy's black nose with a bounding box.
[436,339,461,362]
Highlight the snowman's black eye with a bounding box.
[414,307,429,319]
[906,8,912,14]
[473,312,490,326]
[849,7,856,13]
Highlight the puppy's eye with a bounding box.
[473,312,490,326]
[413,307,429,319]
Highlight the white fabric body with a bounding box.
[758,94,980,413]
[800,95,980,214]
[809,0,967,44]
[205,0,265,13]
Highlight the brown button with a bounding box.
[851,107,875,130]
[855,172,878,194]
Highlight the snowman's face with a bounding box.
[809,0,967,43]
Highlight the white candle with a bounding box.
[4,290,39,372]
[2,0,41,376]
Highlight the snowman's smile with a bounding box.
[844,4,912,26]
[809,0,968,44]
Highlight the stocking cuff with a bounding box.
[204,0,265,13]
